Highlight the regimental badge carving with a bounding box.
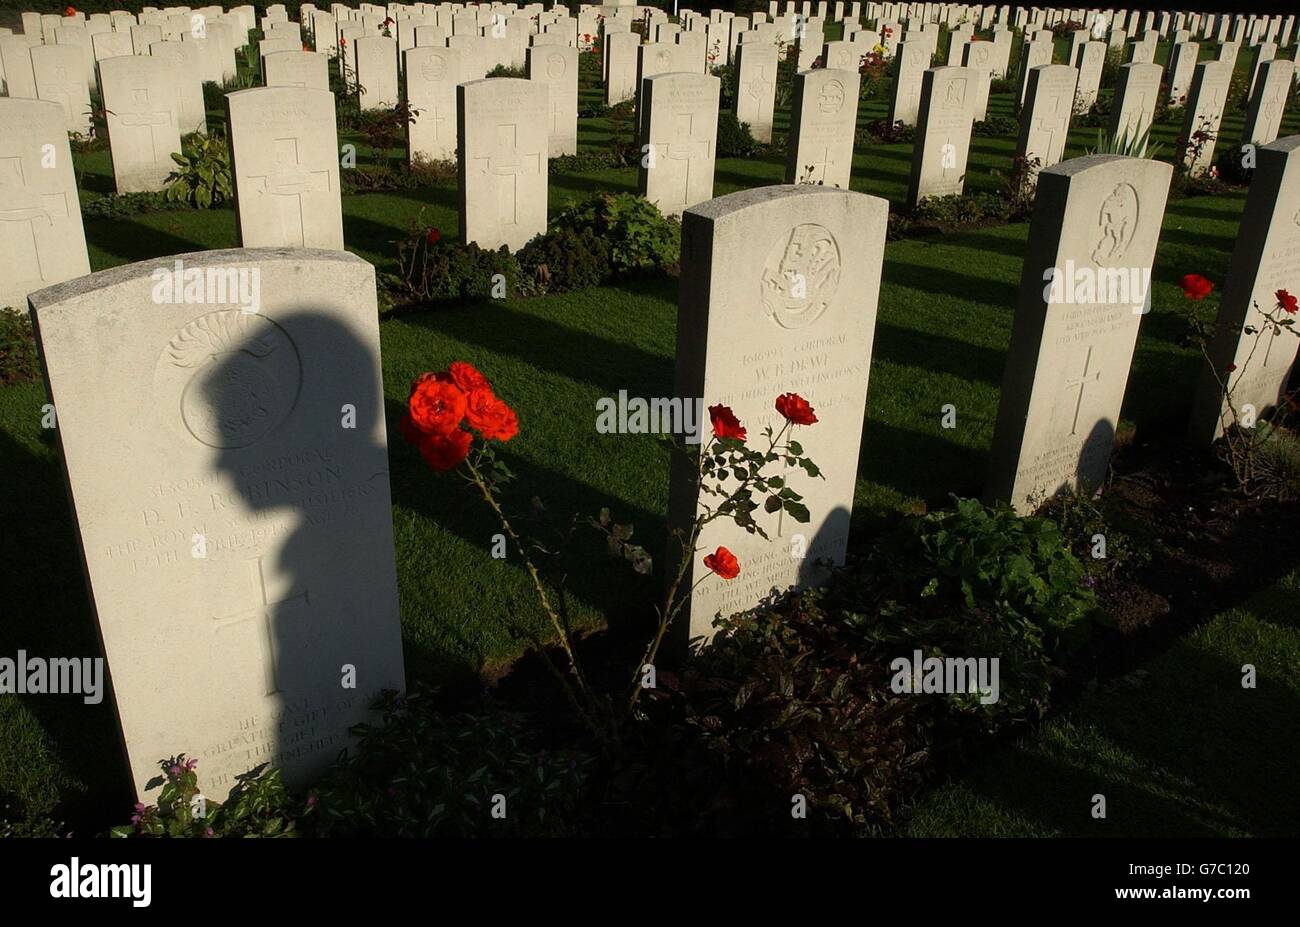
[819,79,845,113]
[1092,182,1140,265]
[164,310,301,449]
[421,54,448,82]
[546,52,566,79]
[944,77,968,107]
[760,223,841,330]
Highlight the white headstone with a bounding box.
[227,86,344,249]
[30,44,92,136]
[906,66,976,208]
[28,247,407,798]
[638,71,720,218]
[457,77,548,251]
[1017,65,1077,175]
[149,40,209,136]
[0,98,91,312]
[1189,136,1300,442]
[404,45,461,163]
[1107,62,1162,153]
[785,68,860,188]
[735,41,778,143]
[100,55,183,194]
[669,185,887,642]
[526,44,577,157]
[986,155,1173,513]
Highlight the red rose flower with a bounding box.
[1225,363,1237,373]
[465,387,519,441]
[1277,289,1298,314]
[1180,273,1213,300]
[703,546,740,580]
[426,227,441,246]
[409,377,467,435]
[775,392,818,425]
[64,6,76,16]
[709,403,747,441]
[417,427,473,472]
[448,360,489,393]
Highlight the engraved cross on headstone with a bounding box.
[473,123,542,227]
[0,156,69,284]
[118,85,173,161]
[662,110,711,206]
[212,554,312,697]
[249,137,332,246]
[1064,345,1103,436]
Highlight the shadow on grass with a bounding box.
[915,634,1300,836]
[84,215,223,265]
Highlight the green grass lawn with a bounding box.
[905,567,1300,837]
[3,32,1299,827]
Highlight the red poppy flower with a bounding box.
[703,546,740,580]
[709,403,747,441]
[1277,289,1298,314]
[1180,273,1213,300]
[775,392,818,425]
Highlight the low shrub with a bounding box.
[0,309,40,384]
[972,114,1019,136]
[111,694,595,838]
[518,225,612,292]
[550,192,679,276]
[307,691,595,837]
[857,118,913,145]
[716,110,760,158]
[80,190,194,219]
[487,64,525,78]
[393,218,522,303]
[910,191,1015,227]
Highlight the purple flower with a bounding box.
[184,757,198,771]
[169,764,182,777]
[306,794,318,809]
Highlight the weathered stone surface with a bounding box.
[906,66,976,208]
[785,67,860,188]
[986,155,1173,513]
[457,77,548,251]
[1189,136,1300,443]
[100,54,183,194]
[227,86,344,249]
[0,98,91,312]
[637,71,720,218]
[28,247,406,799]
[669,185,887,642]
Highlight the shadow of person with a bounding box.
[1067,416,1118,502]
[194,305,404,799]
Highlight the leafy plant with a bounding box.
[392,213,522,304]
[550,193,680,276]
[306,690,595,837]
[716,110,760,157]
[112,755,294,838]
[971,114,1019,136]
[0,309,41,385]
[1088,123,1164,159]
[518,224,611,293]
[875,497,1100,655]
[165,132,233,208]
